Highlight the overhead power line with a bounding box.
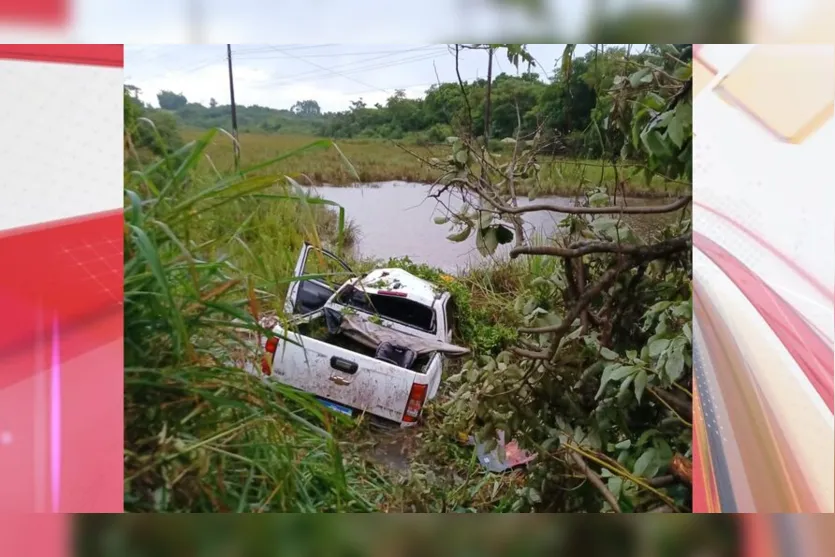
[255,51,448,90]
[133,46,446,90]
[233,45,443,60]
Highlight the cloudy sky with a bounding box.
[125,44,602,113]
[67,1,685,42]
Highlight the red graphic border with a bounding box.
[0,44,123,67]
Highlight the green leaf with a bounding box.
[665,349,685,382]
[128,224,188,350]
[588,192,609,207]
[466,365,480,383]
[647,301,673,314]
[633,448,657,477]
[527,488,542,504]
[447,226,472,242]
[614,440,632,450]
[676,102,692,127]
[600,347,619,361]
[433,215,450,225]
[631,109,647,147]
[673,64,692,80]
[595,363,621,399]
[592,217,619,239]
[634,370,648,403]
[683,323,692,342]
[610,365,636,381]
[666,111,685,148]
[607,476,623,500]
[629,67,651,87]
[637,429,659,446]
[648,338,671,358]
[479,211,494,229]
[640,129,671,158]
[660,44,679,56]
[643,92,666,111]
[618,375,634,398]
[476,227,499,256]
[654,110,674,130]
[643,167,653,186]
[454,150,468,165]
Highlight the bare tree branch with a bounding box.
[517,256,635,339]
[569,451,621,513]
[510,234,691,260]
[502,195,692,216]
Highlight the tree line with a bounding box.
[127,44,690,160]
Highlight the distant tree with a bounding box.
[154,44,681,152]
[124,84,141,99]
[157,90,188,110]
[124,88,183,157]
[290,99,322,117]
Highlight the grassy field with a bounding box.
[181,129,689,198]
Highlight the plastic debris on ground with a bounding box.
[467,430,536,473]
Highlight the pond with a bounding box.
[308,182,675,272]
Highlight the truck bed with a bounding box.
[295,316,434,374]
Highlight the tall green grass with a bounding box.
[123,127,390,512]
[181,129,687,197]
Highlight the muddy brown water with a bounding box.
[308,182,675,272]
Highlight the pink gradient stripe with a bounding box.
[695,201,832,301]
[1,515,66,557]
[51,314,60,512]
[695,232,834,412]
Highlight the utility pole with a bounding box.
[226,44,240,172]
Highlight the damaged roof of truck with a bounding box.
[353,268,442,307]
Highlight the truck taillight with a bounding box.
[402,382,428,423]
[265,337,279,354]
[261,336,279,375]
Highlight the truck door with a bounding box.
[285,242,354,315]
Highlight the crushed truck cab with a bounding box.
[256,243,468,426]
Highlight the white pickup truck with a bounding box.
[254,243,468,427]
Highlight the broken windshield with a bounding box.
[337,286,436,333]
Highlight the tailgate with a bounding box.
[271,331,420,423]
